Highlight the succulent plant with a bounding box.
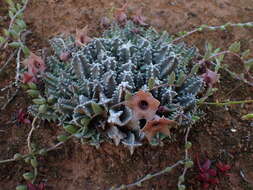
[26,21,207,154]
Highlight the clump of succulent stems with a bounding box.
[0,2,253,190]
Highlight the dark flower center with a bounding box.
[139,119,147,129]
[138,100,149,110]
[152,121,160,127]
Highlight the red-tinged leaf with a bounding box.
[198,173,210,182]
[216,162,231,172]
[17,109,31,124]
[208,177,219,184]
[132,9,148,26]
[38,183,46,190]
[208,169,217,177]
[114,3,128,23]
[22,72,37,84]
[203,183,209,189]
[202,159,211,171]
[196,153,204,172]
[27,183,46,190]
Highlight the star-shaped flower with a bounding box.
[141,116,176,142]
[22,52,46,84]
[75,26,92,46]
[114,3,128,23]
[132,8,148,26]
[201,69,219,87]
[125,90,160,121]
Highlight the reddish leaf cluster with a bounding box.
[27,183,45,190]
[75,26,92,46]
[216,161,231,174]
[196,154,231,189]
[114,3,128,24]
[17,109,31,124]
[22,53,46,84]
[132,9,148,26]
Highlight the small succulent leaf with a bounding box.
[168,72,176,85]
[241,49,250,59]
[9,41,22,48]
[242,113,253,120]
[148,77,155,90]
[176,71,186,86]
[190,63,200,76]
[229,41,240,53]
[63,125,78,134]
[16,185,28,190]
[91,102,104,115]
[244,58,253,71]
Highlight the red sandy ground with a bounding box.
[0,0,253,190]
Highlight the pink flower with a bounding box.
[59,51,71,61]
[201,69,219,87]
[75,26,92,46]
[22,53,46,84]
[114,3,128,23]
[132,9,147,26]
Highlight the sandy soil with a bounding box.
[0,0,253,190]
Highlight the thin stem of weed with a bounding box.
[172,22,253,43]
[110,160,183,190]
[27,117,38,153]
[200,99,253,106]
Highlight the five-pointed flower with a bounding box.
[125,90,160,121]
[141,116,176,142]
[75,25,92,46]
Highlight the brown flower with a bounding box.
[25,52,46,74]
[114,3,128,23]
[132,8,147,26]
[75,26,92,46]
[142,116,176,142]
[125,90,160,121]
[22,52,46,84]
[201,69,219,87]
[59,51,71,61]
